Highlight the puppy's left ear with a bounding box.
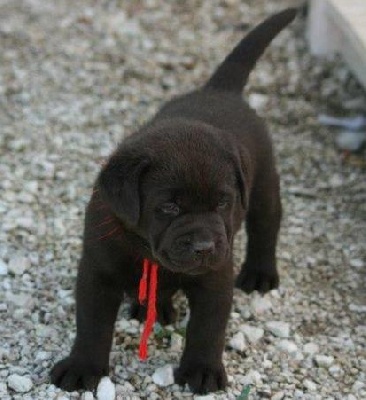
[97,150,149,227]
[233,147,252,211]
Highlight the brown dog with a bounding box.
[51,8,297,394]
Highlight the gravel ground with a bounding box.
[1,0,365,399]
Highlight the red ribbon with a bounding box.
[138,259,159,360]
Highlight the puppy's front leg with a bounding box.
[51,254,124,391]
[175,270,233,394]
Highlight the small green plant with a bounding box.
[237,385,251,400]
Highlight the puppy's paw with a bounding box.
[129,300,176,325]
[174,362,227,394]
[236,263,279,294]
[50,356,107,392]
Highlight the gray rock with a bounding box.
[152,365,174,387]
[0,382,7,394]
[7,374,33,393]
[266,321,290,338]
[303,342,319,354]
[250,295,272,315]
[239,324,264,343]
[170,332,183,352]
[96,377,115,400]
[335,131,366,152]
[0,259,8,275]
[194,395,216,400]
[276,340,298,354]
[8,256,30,275]
[271,392,285,400]
[303,379,317,391]
[229,331,246,352]
[315,355,334,368]
[81,392,94,400]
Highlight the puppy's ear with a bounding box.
[97,151,149,226]
[234,147,252,211]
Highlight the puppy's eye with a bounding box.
[158,202,180,216]
[217,199,230,210]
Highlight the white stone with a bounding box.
[276,340,298,354]
[271,392,285,400]
[170,332,183,352]
[96,377,115,400]
[8,256,30,275]
[303,379,317,391]
[7,374,33,393]
[266,321,290,338]
[352,380,365,391]
[239,324,264,343]
[303,342,319,354]
[0,259,8,275]
[194,395,216,400]
[350,259,364,268]
[249,93,269,110]
[0,382,7,394]
[250,295,272,315]
[328,365,343,377]
[229,332,246,352]
[55,395,70,400]
[81,392,94,400]
[315,355,334,367]
[152,365,174,387]
[349,304,366,313]
[240,369,262,385]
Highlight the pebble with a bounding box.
[81,392,94,400]
[0,259,7,275]
[315,355,334,367]
[96,377,115,400]
[350,259,364,268]
[303,343,319,354]
[229,332,246,352]
[352,380,365,391]
[152,365,174,387]
[271,392,285,400]
[335,131,366,152]
[276,340,298,354]
[240,369,262,385]
[194,395,216,400]
[249,93,269,110]
[266,321,290,338]
[8,256,30,275]
[250,295,272,315]
[303,379,317,391]
[239,324,264,343]
[170,332,183,352]
[349,304,366,313]
[7,374,33,393]
[0,383,7,394]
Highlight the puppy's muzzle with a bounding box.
[156,214,229,274]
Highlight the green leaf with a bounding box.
[237,385,251,400]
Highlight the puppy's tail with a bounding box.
[204,8,297,93]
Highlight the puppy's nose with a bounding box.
[193,240,215,255]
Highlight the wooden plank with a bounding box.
[307,0,366,89]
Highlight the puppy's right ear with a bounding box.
[97,150,149,227]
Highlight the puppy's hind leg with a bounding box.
[236,169,282,294]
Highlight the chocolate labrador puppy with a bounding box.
[51,8,297,394]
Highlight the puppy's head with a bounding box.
[98,120,250,275]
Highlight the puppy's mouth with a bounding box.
[156,251,223,276]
